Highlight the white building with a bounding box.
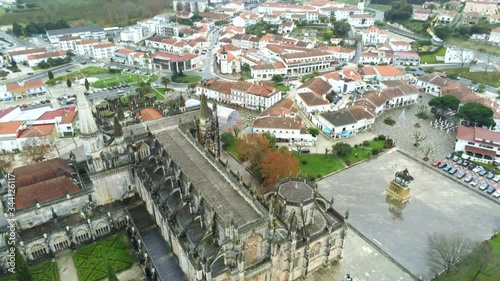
[489,27,500,43]
[0,121,26,152]
[444,47,474,64]
[8,48,47,63]
[455,125,500,164]
[120,25,152,43]
[327,46,356,62]
[347,14,375,28]
[323,69,366,94]
[415,74,449,96]
[46,25,106,44]
[389,40,412,51]
[1,80,47,100]
[437,10,457,24]
[27,51,67,67]
[361,26,388,45]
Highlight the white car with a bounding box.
[492,191,500,198]
[493,175,500,182]
[470,179,479,187]
[473,166,483,173]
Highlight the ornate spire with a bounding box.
[77,90,99,136]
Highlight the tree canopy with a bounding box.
[457,102,496,128]
[384,0,413,22]
[428,95,460,118]
[333,142,352,157]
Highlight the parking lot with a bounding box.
[433,154,500,199]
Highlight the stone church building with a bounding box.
[0,91,347,281]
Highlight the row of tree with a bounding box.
[384,0,413,22]
[428,95,496,128]
[434,20,494,40]
[37,56,72,69]
[12,19,70,37]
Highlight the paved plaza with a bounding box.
[317,151,500,280]
[370,94,456,161]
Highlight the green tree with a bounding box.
[262,131,277,149]
[384,0,413,22]
[457,102,496,128]
[12,22,23,37]
[323,29,334,41]
[333,142,352,157]
[241,63,251,73]
[221,132,236,147]
[66,78,72,88]
[428,95,460,118]
[307,127,320,137]
[84,78,90,91]
[47,70,54,80]
[271,74,283,83]
[161,76,171,88]
[332,19,351,37]
[12,242,34,281]
[107,263,119,281]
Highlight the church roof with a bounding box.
[13,158,75,189]
[16,176,81,210]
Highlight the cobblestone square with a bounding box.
[317,151,500,280]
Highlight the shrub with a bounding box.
[363,140,370,146]
[308,176,316,181]
[373,136,379,141]
[345,161,351,166]
[378,135,386,140]
[383,117,396,126]
[301,160,308,165]
[317,174,322,179]
[354,144,358,148]
[372,148,380,155]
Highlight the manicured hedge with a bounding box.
[0,261,60,281]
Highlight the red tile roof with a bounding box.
[375,65,405,77]
[94,42,115,49]
[37,108,66,121]
[16,176,81,210]
[13,158,74,188]
[150,52,198,62]
[0,107,17,119]
[138,108,163,121]
[18,124,55,138]
[465,145,496,157]
[61,111,77,124]
[27,51,66,60]
[0,121,24,135]
[8,48,46,56]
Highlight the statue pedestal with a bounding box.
[386,180,411,203]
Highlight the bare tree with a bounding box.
[232,124,243,137]
[422,146,434,161]
[295,143,304,155]
[324,148,329,159]
[0,153,14,173]
[21,138,53,163]
[468,241,499,281]
[413,131,427,147]
[426,232,473,274]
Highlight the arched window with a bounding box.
[245,234,262,263]
[310,242,321,258]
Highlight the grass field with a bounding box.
[420,47,447,64]
[91,74,148,88]
[367,4,391,12]
[437,67,500,87]
[446,37,499,57]
[297,154,345,179]
[172,75,203,84]
[46,66,110,84]
[74,234,133,281]
[399,20,431,38]
[435,234,500,281]
[275,83,291,92]
[0,261,59,281]
[0,0,158,26]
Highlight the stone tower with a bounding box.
[198,93,209,144]
[76,90,104,173]
[220,47,229,74]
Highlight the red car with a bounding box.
[433,160,442,167]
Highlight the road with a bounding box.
[0,30,31,49]
[185,26,221,80]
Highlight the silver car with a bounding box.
[471,179,479,186]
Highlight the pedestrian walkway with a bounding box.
[55,249,79,281]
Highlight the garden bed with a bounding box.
[73,234,133,281]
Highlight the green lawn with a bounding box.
[435,234,500,281]
[420,47,447,64]
[367,4,391,12]
[172,75,203,84]
[399,20,431,37]
[446,37,499,57]
[275,83,290,92]
[91,74,148,88]
[46,66,109,84]
[436,68,500,87]
[0,261,59,281]
[0,8,6,16]
[74,234,133,281]
[341,147,371,165]
[296,153,345,179]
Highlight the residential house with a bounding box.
[347,14,375,28]
[27,51,67,67]
[361,26,388,45]
[437,10,457,24]
[17,124,57,148]
[327,46,355,62]
[0,121,25,152]
[251,62,288,80]
[196,78,234,100]
[393,51,421,66]
[463,0,498,17]
[120,25,152,43]
[489,27,500,43]
[323,69,366,94]
[46,25,105,44]
[389,40,412,51]
[464,12,481,24]
[252,98,316,143]
[455,125,500,164]
[8,48,47,63]
[412,8,431,21]
[333,7,363,20]
[295,78,332,113]
[315,110,360,138]
[444,47,474,63]
[359,47,394,65]
[1,80,46,100]
[416,74,449,96]
[374,66,407,81]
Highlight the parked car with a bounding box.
[492,191,500,198]
[22,103,28,108]
[290,147,298,152]
[473,166,483,173]
[457,159,464,165]
[486,172,495,179]
[300,148,310,153]
[493,175,500,182]
[471,179,479,186]
[464,175,473,183]
[433,160,442,167]
[486,187,496,194]
[479,183,489,191]
[444,166,453,172]
[462,161,469,167]
[446,153,453,159]
[479,169,488,176]
[456,171,466,179]
[439,162,447,169]
[468,163,477,170]
[452,156,459,162]
[448,168,457,174]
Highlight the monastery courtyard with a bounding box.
[317,151,500,280]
